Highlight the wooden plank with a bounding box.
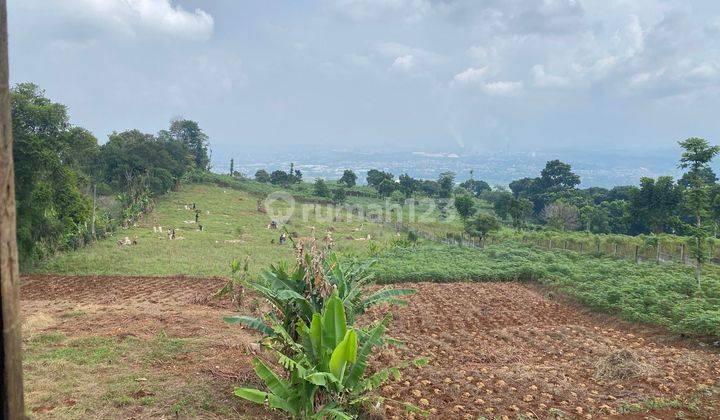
[0,0,25,417]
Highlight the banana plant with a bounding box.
[224,253,414,336]
[234,294,401,419]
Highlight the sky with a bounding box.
[8,0,720,159]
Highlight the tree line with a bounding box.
[250,139,720,242]
[12,83,211,262]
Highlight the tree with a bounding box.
[418,179,440,196]
[454,194,476,219]
[255,169,271,183]
[464,213,501,239]
[679,138,720,176]
[229,158,234,176]
[509,177,537,198]
[508,198,533,230]
[332,187,347,203]
[168,118,210,171]
[377,178,396,197]
[314,178,330,197]
[398,173,418,198]
[542,202,580,231]
[539,159,580,191]
[493,192,514,220]
[629,176,681,233]
[459,179,491,197]
[339,169,357,187]
[270,170,290,185]
[679,137,720,226]
[11,83,91,260]
[366,169,393,188]
[438,171,455,198]
[580,205,610,233]
[678,137,720,287]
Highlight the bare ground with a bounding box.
[20,276,720,419]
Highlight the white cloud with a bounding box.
[391,55,415,71]
[452,67,489,84]
[482,81,523,96]
[24,0,214,41]
[531,65,571,88]
[327,0,431,22]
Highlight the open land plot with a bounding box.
[20,276,720,419]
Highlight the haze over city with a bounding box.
[9,0,720,164]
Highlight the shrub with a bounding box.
[225,236,423,418]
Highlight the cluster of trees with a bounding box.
[254,162,303,186]
[365,169,456,198]
[493,143,720,238]
[12,83,211,261]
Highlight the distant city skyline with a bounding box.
[212,146,705,188]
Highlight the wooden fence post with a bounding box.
[680,243,685,264]
[656,242,661,264]
[1,0,26,415]
[635,245,639,264]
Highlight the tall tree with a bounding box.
[11,83,91,260]
[678,137,720,287]
[539,159,581,191]
[169,118,210,171]
[398,173,418,198]
[629,176,682,234]
[437,171,455,198]
[339,169,357,187]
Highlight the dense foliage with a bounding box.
[11,82,211,263]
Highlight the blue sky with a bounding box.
[8,0,720,157]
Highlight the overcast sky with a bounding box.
[8,0,720,157]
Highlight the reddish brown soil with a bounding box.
[20,275,270,418]
[20,276,720,419]
[364,282,720,419]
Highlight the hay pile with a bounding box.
[594,348,657,382]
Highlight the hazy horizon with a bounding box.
[8,0,720,156]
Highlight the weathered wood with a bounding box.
[1,0,25,416]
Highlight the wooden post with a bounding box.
[91,183,97,238]
[579,242,584,254]
[1,0,25,416]
[680,243,685,264]
[655,242,660,264]
[634,245,639,264]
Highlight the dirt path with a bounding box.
[20,276,720,419]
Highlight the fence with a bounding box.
[372,218,714,268]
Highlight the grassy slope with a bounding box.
[31,183,394,277]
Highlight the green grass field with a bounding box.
[31,183,395,277]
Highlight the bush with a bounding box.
[224,237,422,418]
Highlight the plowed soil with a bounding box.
[20,276,720,419]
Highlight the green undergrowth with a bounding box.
[368,241,720,339]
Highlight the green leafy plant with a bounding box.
[225,236,414,335]
[227,238,425,418]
